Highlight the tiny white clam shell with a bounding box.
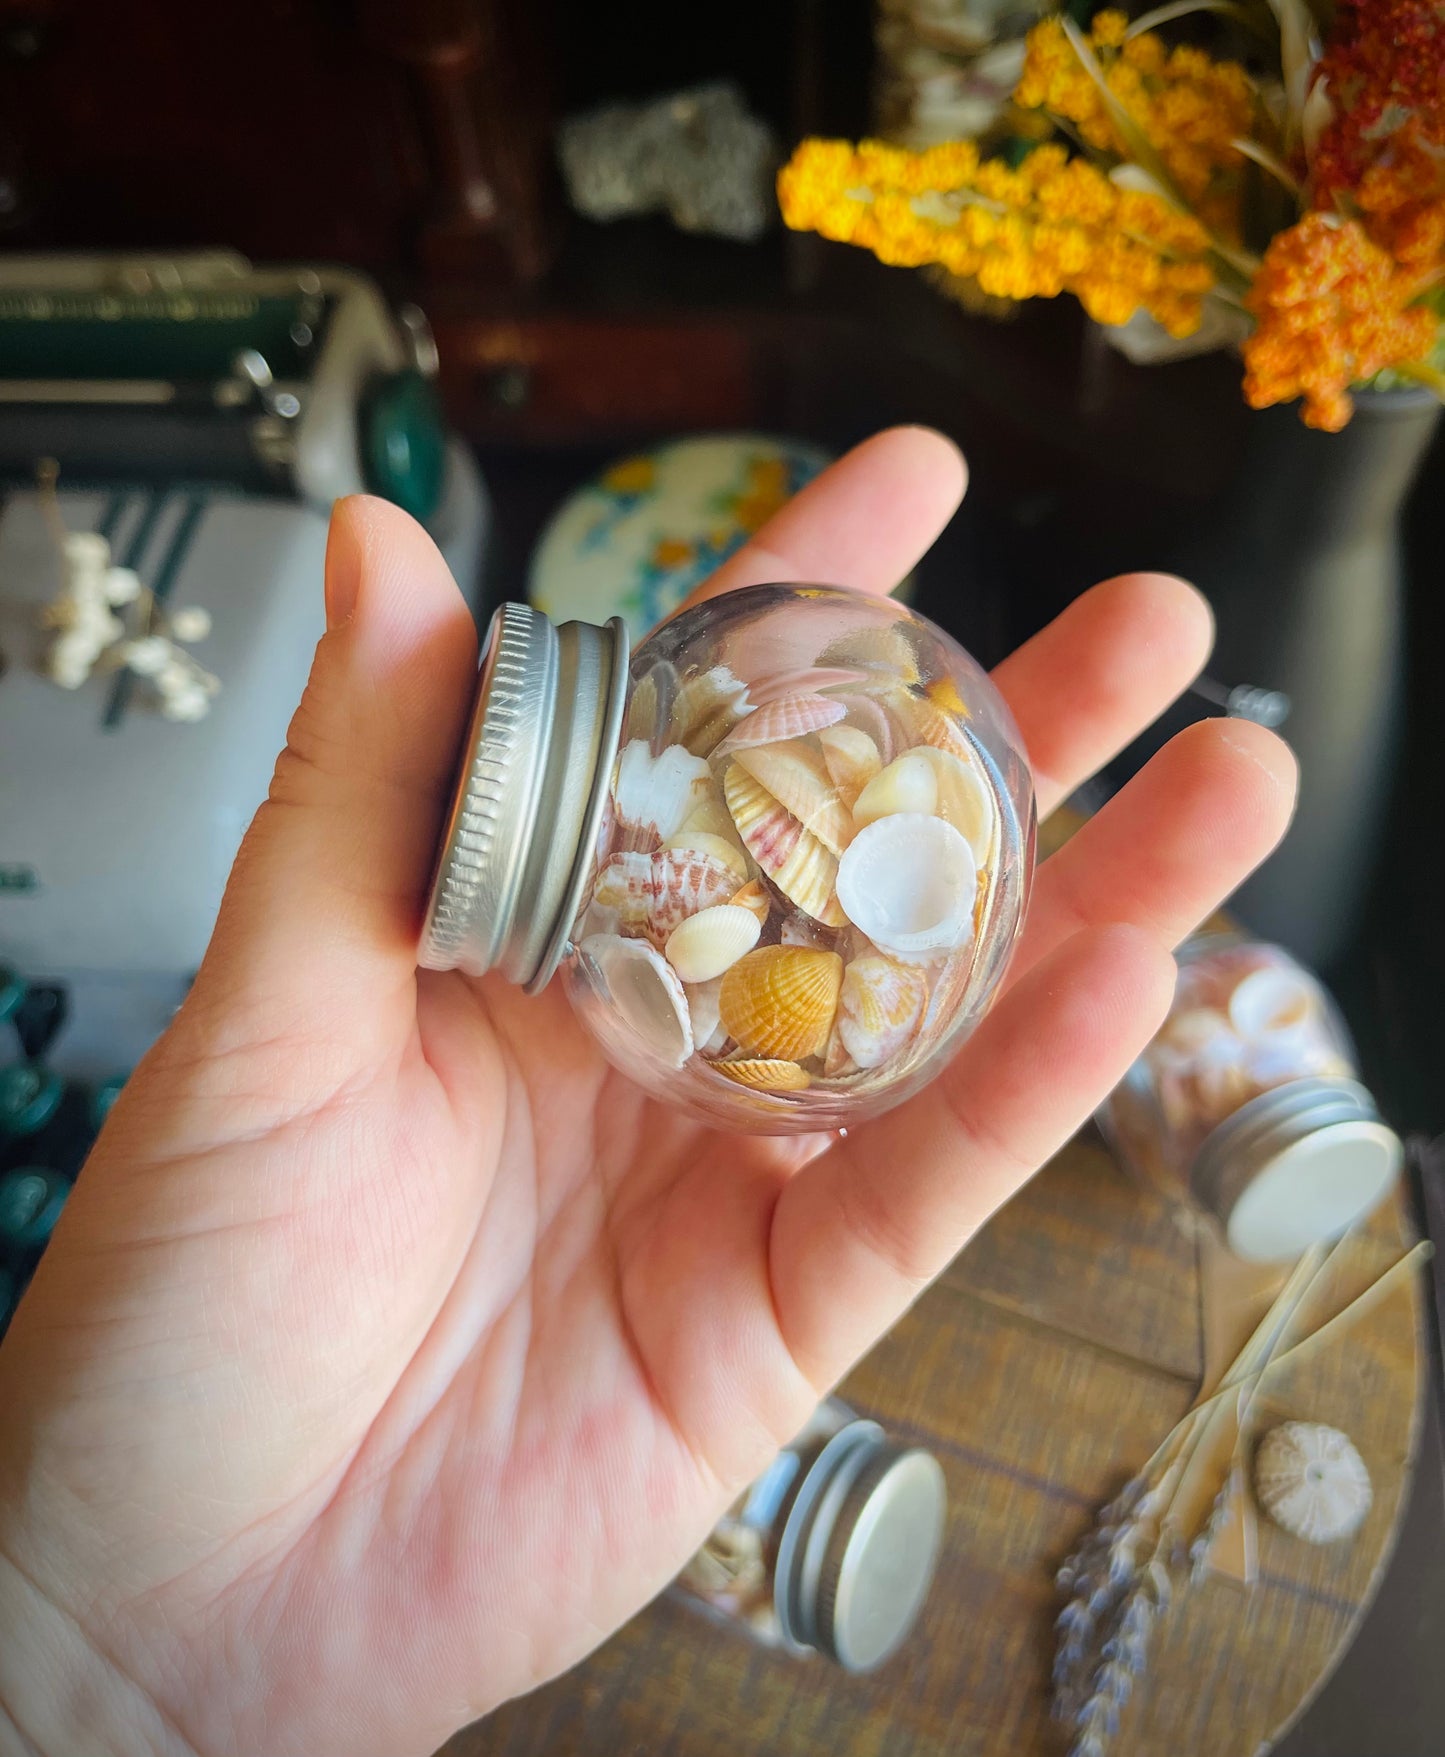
[1254,1421,1372,1544]
[852,750,938,828]
[580,934,693,1068]
[613,740,713,848]
[665,904,762,984]
[717,693,847,752]
[1228,966,1317,1038]
[838,955,930,1069]
[835,814,977,961]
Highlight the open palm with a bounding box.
[0,431,1295,1757]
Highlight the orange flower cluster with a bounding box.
[1349,123,1445,275]
[1014,10,1254,230]
[1242,213,1438,430]
[776,138,1215,334]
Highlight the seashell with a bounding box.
[837,955,930,1069]
[732,741,853,857]
[718,945,843,1062]
[665,904,762,984]
[750,664,865,703]
[1254,1422,1372,1544]
[730,880,772,926]
[662,830,749,882]
[1154,1007,1234,1062]
[669,665,752,753]
[1228,966,1317,1039]
[613,739,714,849]
[911,940,978,1059]
[679,793,748,850]
[836,814,977,961]
[817,723,882,809]
[822,1019,857,1078]
[852,750,938,829]
[685,976,728,1055]
[594,847,740,948]
[724,763,844,926]
[580,934,692,1068]
[626,662,672,742]
[826,692,897,766]
[718,693,847,753]
[713,1058,811,1092]
[916,746,997,864]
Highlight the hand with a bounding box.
[0,430,1295,1757]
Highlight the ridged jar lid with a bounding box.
[775,1419,947,1671]
[1190,1076,1403,1263]
[419,603,629,992]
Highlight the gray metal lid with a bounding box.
[776,1419,947,1671]
[419,602,628,992]
[1191,1076,1403,1263]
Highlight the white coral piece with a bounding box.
[1254,1421,1372,1544]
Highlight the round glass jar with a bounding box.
[421,585,1034,1132]
[673,1398,947,1671]
[1097,935,1402,1262]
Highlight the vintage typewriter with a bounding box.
[0,252,489,1086]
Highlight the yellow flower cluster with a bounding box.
[777,138,1215,335]
[1015,11,1254,231]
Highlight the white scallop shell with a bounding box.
[580,934,693,1068]
[613,739,714,849]
[665,904,762,984]
[852,750,937,828]
[835,813,977,961]
[1254,1421,1372,1544]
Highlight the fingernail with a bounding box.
[324,498,364,629]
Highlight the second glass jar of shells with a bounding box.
[421,584,1035,1132]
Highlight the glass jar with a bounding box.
[1097,935,1402,1262]
[421,585,1034,1132]
[673,1399,947,1671]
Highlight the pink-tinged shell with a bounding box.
[612,739,714,850]
[594,847,740,949]
[732,740,853,857]
[750,664,865,703]
[724,762,844,926]
[713,1057,811,1092]
[718,693,847,753]
[719,945,843,1062]
[838,955,929,1069]
[665,904,761,984]
[662,830,749,882]
[827,693,897,765]
[817,724,882,809]
[579,934,692,1068]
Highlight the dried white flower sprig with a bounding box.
[34,460,220,722]
[1052,1230,1430,1757]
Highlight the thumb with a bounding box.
[192,495,478,1036]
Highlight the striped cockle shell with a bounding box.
[729,880,772,926]
[731,740,854,858]
[1254,1422,1372,1544]
[580,934,692,1068]
[665,904,761,984]
[836,813,977,961]
[724,763,844,928]
[594,847,740,949]
[613,739,714,849]
[817,723,882,810]
[838,955,930,1069]
[852,750,937,829]
[713,1058,811,1092]
[718,944,843,1063]
[717,693,847,754]
[662,829,749,883]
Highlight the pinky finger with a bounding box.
[767,924,1176,1390]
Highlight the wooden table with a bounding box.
[445,1142,1422,1757]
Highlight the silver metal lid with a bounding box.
[775,1418,947,1671]
[419,602,629,992]
[1191,1076,1403,1262]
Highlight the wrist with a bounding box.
[0,1550,197,1757]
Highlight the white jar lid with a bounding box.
[1191,1077,1403,1263]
